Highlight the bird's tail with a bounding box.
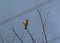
[25,27,27,29]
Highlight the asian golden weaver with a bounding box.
[23,19,28,29]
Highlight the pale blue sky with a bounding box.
[0,0,60,43]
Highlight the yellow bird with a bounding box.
[23,19,28,29]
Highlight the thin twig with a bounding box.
[37,36,41,43]
[5,30,16,43]
[0,33,4,43]
[37,8,44,26]
[44,12,49,27]
[37,9,48,43]
[21,30,25,39]
[26,29,36,43]
[5,32,10,43]
[43,12,49,34]
[12,35,16,42]
[10,27,24,43]
[5,37,11,43]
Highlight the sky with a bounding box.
[0,0,60,43]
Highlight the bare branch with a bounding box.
[5,32,10,43]
[44,11,49,27]
[37,36,41,43]
[37,9,48,43]
[21,30,25,39]
[43,12,49,33]
[27,32,35,43]
[10,26,24,43]
[5,36,11,43]
[0,33,4,43]
[12,35,16,42]
[26,29,36,43]
[37,8,44,26]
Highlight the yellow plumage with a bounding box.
[23,19,28,29]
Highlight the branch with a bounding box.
[37,36,41,43]
[0,33,4,43]
[44,11,49,27]
[37,9,48,43]
[5,33,10,43]
[21,30,25,39]
[26,29,36,43]
[10,27,24,43]
[12,35,16,42]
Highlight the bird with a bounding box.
[23,19,28,29]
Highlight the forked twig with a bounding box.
[44,12,49,27]
[37,9,48,43]
[10,27,24,43]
